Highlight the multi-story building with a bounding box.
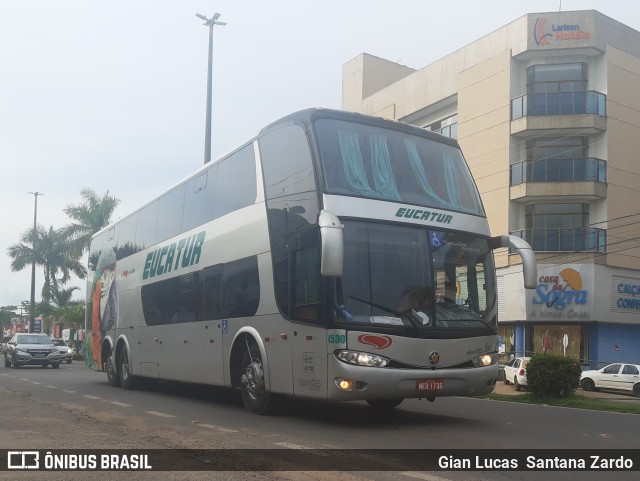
[342,10,640,368]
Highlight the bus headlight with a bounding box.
[336,350,390,368]
[472,353,497,367]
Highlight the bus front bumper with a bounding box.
[326,355,498,401]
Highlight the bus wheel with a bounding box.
[366,398,403,410]
[106,351,121,387]
[118,347,136,390]
[240,348,272,414]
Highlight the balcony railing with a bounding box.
[511,227,606,253]
[510,158,606,185]
[511,91,606,120]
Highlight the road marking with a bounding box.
[31,381,41,385]
[401,472,452,481]
[84,395,100,400]
[146,411,175,418]
[20,378,29,381]
[110,401,132,407]
[191,421,238,433]
[45,385,57,389]
[62,389,76,393]
[274,442,311,450]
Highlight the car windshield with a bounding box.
[16,335,51,345]
[335,221,497,334]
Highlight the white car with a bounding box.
[52,338,73,364]
[580,363,640,396]
[503,356,530,391]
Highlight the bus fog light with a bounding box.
[472,353,497,367]
[336,350,390,368]
[336,378,353,391]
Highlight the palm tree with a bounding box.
[50,285,81,309]
[7,225,86,305]
[63,188,120,257]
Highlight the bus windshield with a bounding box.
[335,221,497,333]
[314,118,483,215]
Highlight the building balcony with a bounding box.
[511,227,606,253]
[510,91,607,137]
[510,158,607,201]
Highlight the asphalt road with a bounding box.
[1,362,639,481]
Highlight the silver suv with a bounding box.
[4,333,60,369]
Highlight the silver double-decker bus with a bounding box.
[86,108,536,414]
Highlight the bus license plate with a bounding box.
[416,379,444,392]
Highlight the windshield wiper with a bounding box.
[349,295,422,329]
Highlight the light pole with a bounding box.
[28,191,43,333]
[196,12,226,164]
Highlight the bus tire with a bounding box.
[118,346,137,390]
[106,351,121,387]
[366,398,403,410]
[240,347,273,414]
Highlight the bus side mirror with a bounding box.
[491,234,537,289]
[318,210,343,277]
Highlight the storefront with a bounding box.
[499,264,640,369]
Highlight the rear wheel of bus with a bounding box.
[118,346,137,390]
[106,349,121,387]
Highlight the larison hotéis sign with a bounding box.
[533,17,591,46]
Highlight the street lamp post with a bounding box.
[196,12,226,164]
[28,191,43,333]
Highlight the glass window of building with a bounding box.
[527,63,587,93]
[425,114,458,139]
[530,324,587,362]
[525,203,589,251]
[526,137,588,182]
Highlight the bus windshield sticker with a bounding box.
[369,316,403,326]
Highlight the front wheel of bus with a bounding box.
[240,348,273,415]
[118,347,136,390]
[366,398,404,410]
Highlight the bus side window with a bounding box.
[203,265,224,320]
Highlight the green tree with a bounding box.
[7,225,86,306]
[63,188,120,257]
[50,285,81,309]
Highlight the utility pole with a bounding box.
[28,191,43,333]
[196,12,226,164]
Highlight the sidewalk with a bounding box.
[492,379,640,402]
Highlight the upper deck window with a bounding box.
[314,119,483,215]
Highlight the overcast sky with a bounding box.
[1,0,639,309]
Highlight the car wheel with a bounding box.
[366,398,404,410]
[67,359,72,364]
[118,347,137,390]
[582,378,596,391]
[11,354,19,369]
[4,355,10,368]
[52,363,60,369]
[514,377,521,391]
[240,345,274,414]
[41,363,48,368]
[503,374,510,385]
[633,384,640,397]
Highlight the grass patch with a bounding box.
[485,392,640,414]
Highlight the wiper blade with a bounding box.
[349,296,421,329]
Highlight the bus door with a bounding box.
[290,228,328,398]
